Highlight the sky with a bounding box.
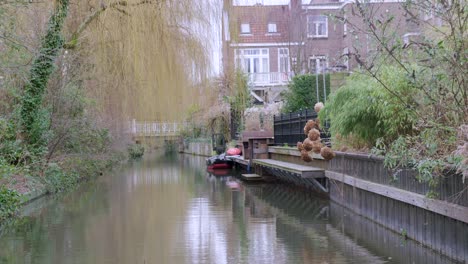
[234,0,312,5]
[233,0,290,5]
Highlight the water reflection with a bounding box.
[0,153,458,264]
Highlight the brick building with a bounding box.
[222,0,301,102]
[222,0,416,102]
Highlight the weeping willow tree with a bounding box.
[2,0,218,151]
[66,0,215,128]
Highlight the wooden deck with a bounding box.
[253,159,325,179]
[241,174,264,182]
[230,156,249,166]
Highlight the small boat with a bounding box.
[206,153,234,170]
[207,167,230,176]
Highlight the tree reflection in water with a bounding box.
[0,153,458,264]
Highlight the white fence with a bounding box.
[248,72,292,86]
[129,120,187,136]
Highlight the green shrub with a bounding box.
[44,163,79,193]
[319,66,417,147]
[283,74,330,113]
[128,144,145,159]
[0,186,21,221]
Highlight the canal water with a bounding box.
[0,153,457,264]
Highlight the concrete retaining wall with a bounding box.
[182,140,212,157]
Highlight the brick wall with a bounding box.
[231,5,292,44]
[223,0,414,74]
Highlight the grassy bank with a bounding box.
[0,153,124,223]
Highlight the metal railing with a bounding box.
[129,120,187,136]
[273,109,330,146]
[248,72,292,86]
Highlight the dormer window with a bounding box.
[268,23,277,33]
[241,23,251,34]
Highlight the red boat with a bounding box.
[208,163,232,170]
[206,153,234,170]
[207,167,230,176]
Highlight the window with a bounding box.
[235,49,269,74]
[291,57,297,71]
[235,49,270,84]
[343,15,347,36]
[268,23,277,33]
[307,15,328,38]
[309,56,327,73]
[241,23,251,34]
[343,47,349,70]
[278,48,289,73]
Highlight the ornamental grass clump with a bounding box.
[308,128,320,141]
[311,140,322,154]
[304,120,315,135]
[302,138,313,152]
[301,150,313,162]
[320,146,336,161]
[314,102,324,113]
[297,142,304,151]
[299,102,336,162]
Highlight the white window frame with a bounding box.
[307,15,328,38]
[267,23,277,33]
[240,23,251,34]
[343,47,349,70]
[343,15,347,36]
[309,55,328,73]
[278,48,290,73]
[235,48,270,74]
[223,11,230,41]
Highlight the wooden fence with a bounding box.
[328,152,468,207]
[327,152,467,262]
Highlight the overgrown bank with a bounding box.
[0,1,123,222]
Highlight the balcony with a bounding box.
[247,72,293,87]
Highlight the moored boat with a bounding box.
[206,153,234,170]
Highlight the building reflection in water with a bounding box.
[0,153,459,264]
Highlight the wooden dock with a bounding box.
[241,173,264,182]
[253,159,325,179]
[229,156,249,166]
[231,157,327,192]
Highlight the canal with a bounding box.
[0,153,458,263]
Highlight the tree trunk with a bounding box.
[20,0,69,149]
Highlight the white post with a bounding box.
[132,119,136,134]
[315,59,320,104]
[323,66,327,103]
